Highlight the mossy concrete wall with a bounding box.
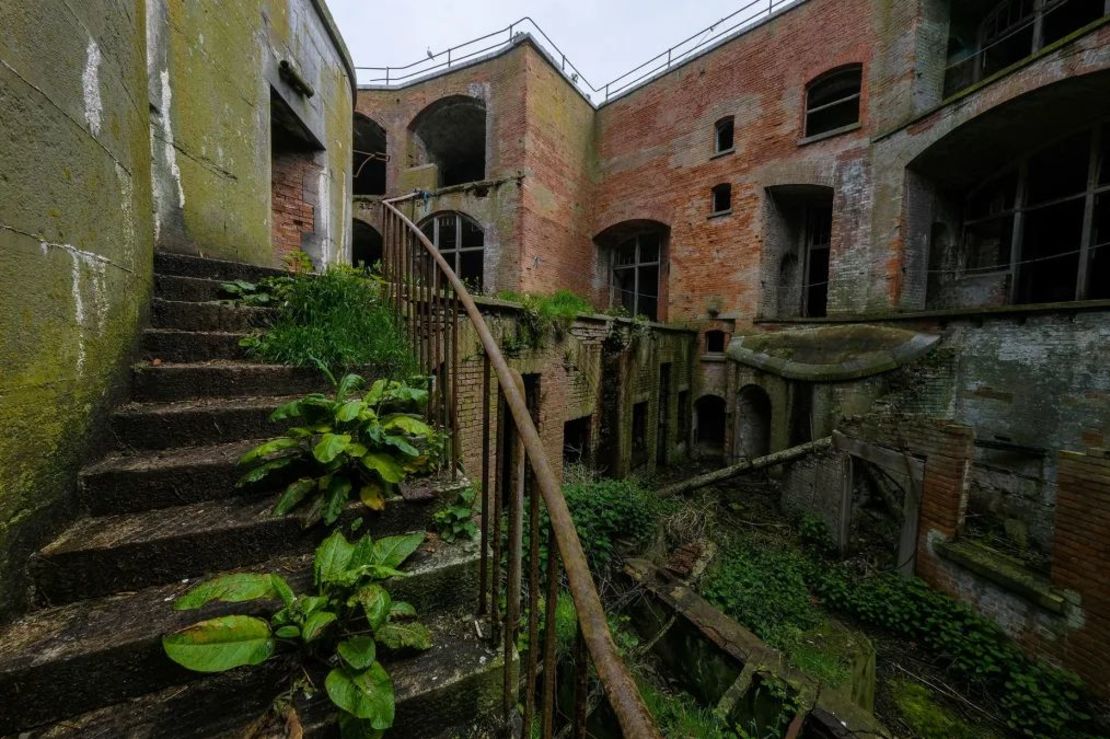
[146,0,354,267]
[0,0,155,617]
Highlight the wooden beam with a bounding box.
[658,437,832,498]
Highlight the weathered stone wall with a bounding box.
[146,0,354,267]
[449,300,696,488]
[0,0,154,617]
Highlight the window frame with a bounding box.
[714,117,735,155]
[804,65,863,140]
[610,231,664,321]
[954,122,1109,304]
[418,211,485,289]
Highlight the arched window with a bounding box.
[805,65,862,138]
[595,220,668,321]
[714,117,735,154]
[353,115,386,196]
[410,96,487,187]
[419,212,484,289]
[352,220,382,270]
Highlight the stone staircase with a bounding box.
[0,253,504,737]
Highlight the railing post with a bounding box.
[503,372,525,722]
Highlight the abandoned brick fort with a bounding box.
[1,0,1109,735]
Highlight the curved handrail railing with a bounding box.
[381,196,660,738]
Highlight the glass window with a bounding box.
[419,212,484,290]
[1026,131,1091,205]
[805,66,862,138]
[610,231,663,321]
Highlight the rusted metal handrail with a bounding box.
[381,196,660,738]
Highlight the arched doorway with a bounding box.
[409,95,486,187]
[694,395,726,457]
[352,220,383,271]
[353,115,386,196]
[736,384,772,459]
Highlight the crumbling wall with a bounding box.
[146,0,354,267]
[0,0,154,618]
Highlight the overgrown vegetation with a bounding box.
[495,290,593,353]
[891,678,988,739]
[432,486,478,542]
[235,265,415,376]
[163,530,432,738]
[701,538,849,686]
[561,477,670,575]
[238,372,444,526]
[700,509,1094,738]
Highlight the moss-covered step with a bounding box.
[154,252,287,283]
[130,361,331,402]
[154,273,236,303]
[23,611,505,739]
[81,438,283,515]
[29,487,450,604]
[110,395,299,450]
[151,298,274,332]
[0,543,482,734]
[141,328,250,362]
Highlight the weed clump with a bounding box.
[240,266,415,376]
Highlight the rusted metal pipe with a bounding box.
[657,437,832,498]
[382,197,660,738]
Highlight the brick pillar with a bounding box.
[1052,449,1110,696]
[913,421,974,584]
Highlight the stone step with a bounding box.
[30,486,449,604]
[80,439,277,515]
[111,395,296,451]
[151,298,274,332]
[154,273,237,303]
[131,362,330,403]
[2,543,485,735]
[142,328,250,362]
[154,252,287,283]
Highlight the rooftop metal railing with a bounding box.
[380,195,661,738]
[356,0,801,104]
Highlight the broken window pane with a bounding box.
[1017,198,1085,303]
[1100,124,1110,186]
[1090,193,1110,299]
[1026,131,1091,205]
[967,172,1018,219]
[964,216,1014,271]
[1042,0,1104,47]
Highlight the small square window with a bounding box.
[705,330,727,353]
[711,183,732,215]
[715,118,734,153]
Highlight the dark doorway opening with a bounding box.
[736,385,771,459]
[353,115,387,196]
[352,220,383,271]
[564,416,591,467]
[632,402,649,470]
[694,395,726,457]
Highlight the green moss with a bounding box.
[890,679,990,739]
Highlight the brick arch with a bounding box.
[408,95,487,187]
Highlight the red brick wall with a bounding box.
[271,150,320,261]
[1051,449,1110,695]
[592,0,876,325]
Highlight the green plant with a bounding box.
[163,530,432,737]
[220,276,295,306]
[240,266,415,375]
[559,478,668,574]
[433,486,478,542]
[495,289,593,352]
[805,563,1093,737]
[797,513,836,557]
[239,372,444,526]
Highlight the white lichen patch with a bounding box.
[40,242,112,376]
[159,69,186,209]
[82,39,103,136]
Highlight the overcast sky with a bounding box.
[327,0,791,95]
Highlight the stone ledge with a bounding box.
[936,539,1066,615]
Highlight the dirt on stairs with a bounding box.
[0,253,503,738]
